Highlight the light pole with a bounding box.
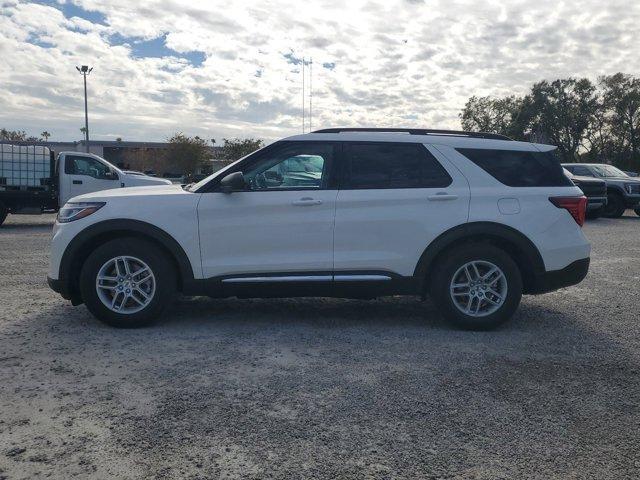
[76,65,93,152]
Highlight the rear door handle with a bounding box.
[428,193,457,201]
[292,197,323,206]
[72,180,83,185]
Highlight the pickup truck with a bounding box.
[0,143,171,226]
[562,168,607,218]
[563,163,640,218]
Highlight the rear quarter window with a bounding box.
[456,148,573,187]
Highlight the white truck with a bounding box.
[0,144,171,226]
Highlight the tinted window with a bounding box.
[65,155,114,179]
[243,143,334,190]
[572,166,595,177]
[456,148,573,187]
[344,143,452,189]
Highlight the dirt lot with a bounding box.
[0,213,639,479]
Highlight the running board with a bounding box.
[221,274,392,283]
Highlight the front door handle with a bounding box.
[72,180,83,185]
[292,197,323,206]
[428,192,458,201]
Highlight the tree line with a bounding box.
[460,73,640,170]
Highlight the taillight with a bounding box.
[549,196,587,227]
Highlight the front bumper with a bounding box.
[529,258,590,294]
[47,275,70,299]
[587,196,607,210]
[624,193,640,208]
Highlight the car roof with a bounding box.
[282,132,553,151]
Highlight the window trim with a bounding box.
[338,141,453,190]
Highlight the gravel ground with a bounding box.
[1,212,639,479]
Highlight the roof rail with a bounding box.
[311,128,512,141]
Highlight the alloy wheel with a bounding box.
[449,260,508,317]
[95,256,156,314]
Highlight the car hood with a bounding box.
[606,176,640,182]
[124,174,172,186]
[70,184,188,202]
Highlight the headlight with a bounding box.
[57,202,105,223]
[624,183,640,194]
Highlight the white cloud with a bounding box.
[0,0,639,142]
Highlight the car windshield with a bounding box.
[563,168,573,178]
[591,165,628,178]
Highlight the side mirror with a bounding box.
[219,172,246,193]
[103,171,119,180]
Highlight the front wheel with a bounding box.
[79,238,175,328]
[602,193,626,218]
[430,244,523,330]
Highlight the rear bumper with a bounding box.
[529,258,590,294]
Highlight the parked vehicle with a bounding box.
[563,168,607,218]
[562,163,640,217]
[48,128,590,330]
[0,144,171,226]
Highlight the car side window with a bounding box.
[65,156,114,179]
[243,143,334,190]
[573,166,594,177]
[343,142,452,189]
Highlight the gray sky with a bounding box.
[1,0,639,142]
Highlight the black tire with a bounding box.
[0,202,7,226]
[79,238,175,328]
[602,193,626,218]
[430,244,523,330]
[635,208,640,217]
[586,209,602,220]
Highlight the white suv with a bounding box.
[48,128,590,330]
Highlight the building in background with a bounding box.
[35,140,226,177]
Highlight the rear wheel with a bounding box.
[602,193,626,218]
[430,244,523,330]
[79,238,175,328]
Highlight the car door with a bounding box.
[60,154,121,204]
[333,142,469,277]
[197,141,339,279]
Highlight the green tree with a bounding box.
[527,78,598,162]
[165,133,210,175]
[41,131,51,141]
[219,138,264,161]
[460,95,528,140]
[0,128,27,141]
[599,73,640,169]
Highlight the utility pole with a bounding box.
[302,57,305,134]
[309,58,312,132]
[76,65,93,152]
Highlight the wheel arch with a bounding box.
[59,219,195,303]
[413,222,546,294]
